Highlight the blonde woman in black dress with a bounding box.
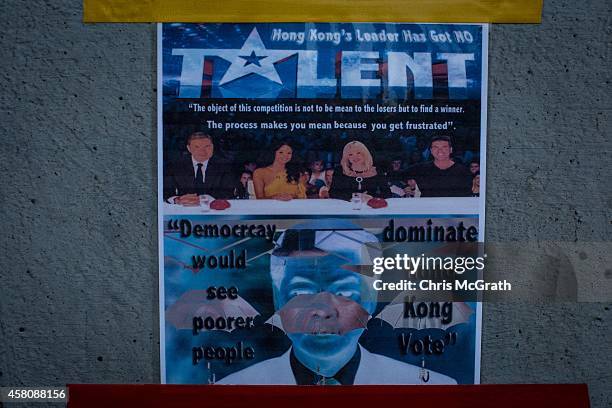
[329,141,391,201]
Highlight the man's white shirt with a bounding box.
[217,345,457,385]
[192,158,209,183]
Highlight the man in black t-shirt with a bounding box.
[406,136,473,197]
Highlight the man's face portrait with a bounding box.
[431,140,452,162]
[187,137,214,163]
[270,229,378,377]
[391,160,402,171]
[470,162,480,174]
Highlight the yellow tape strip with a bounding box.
[83,0,543,23]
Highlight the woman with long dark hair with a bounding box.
[253,139,306,200]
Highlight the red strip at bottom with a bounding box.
[67,384,590,408]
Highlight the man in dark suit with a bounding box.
[164,132,235,204]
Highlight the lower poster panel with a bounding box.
[161,215,481,385]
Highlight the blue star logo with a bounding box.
[240,50,267,67]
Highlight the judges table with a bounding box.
[163,197,480,215]
[67,384,590,408]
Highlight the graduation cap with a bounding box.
[271,226,382,269]
[272,229,326,257]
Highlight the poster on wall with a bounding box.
[158,22,488,384]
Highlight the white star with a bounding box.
[218,28,296,86]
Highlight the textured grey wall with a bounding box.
[0,0,610,407]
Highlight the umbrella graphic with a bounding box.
[264,292,370,335]
[374,299,473,330]
[373,294,473,384]
[165,290,259,331]
[264,313,285,332]
[164,256,200,274]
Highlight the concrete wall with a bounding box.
[0,0,610,406]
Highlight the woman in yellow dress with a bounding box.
[253,140,306,200]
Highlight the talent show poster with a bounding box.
[158,23,487,384]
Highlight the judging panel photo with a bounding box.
[162,128,481,210]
